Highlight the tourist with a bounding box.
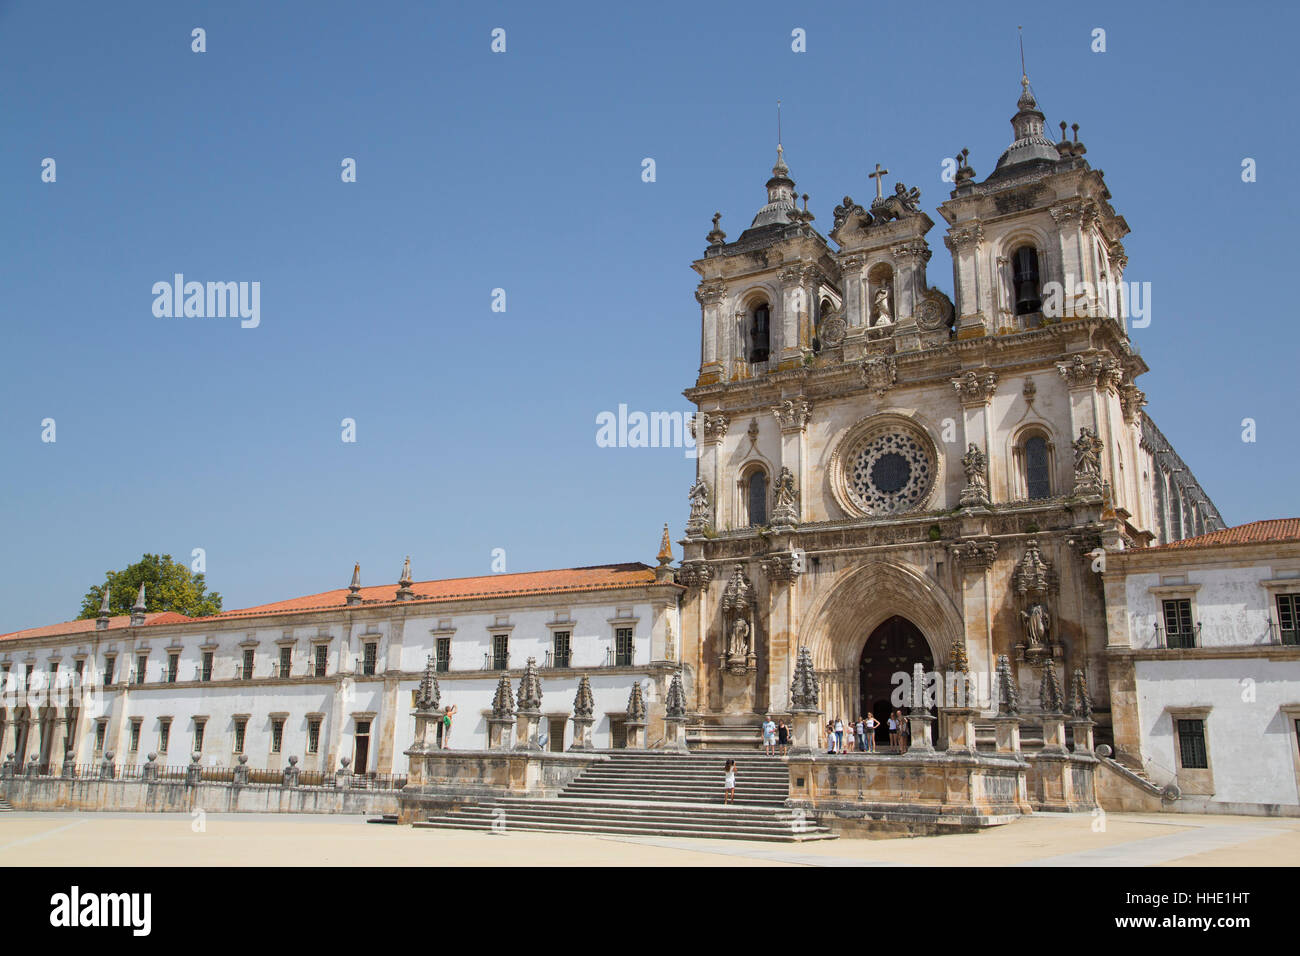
[442,703,458,748]
[723,758,736,804]
[762,715,777,756]
[865,713,880,753]
[826,720,836,754]
[899,712,911,752]
[887,711,899,752]
[777,720,789,756]
[856,716,866,753]
[833,717,844,753]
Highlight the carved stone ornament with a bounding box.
[773,398,813,432]
[677,560,713,590]
[860,355,897,396]
[685,477,711,536]
[1039,662,1065,715]
[573,674,595,719]
[951,368,998,405]
[832,195,870,233]
[871,181,923,221]
[949,538,997,571]
[770,466,799,526]
[818,310,847,347]
[1013,538,1057,595]
[789,645,820,711]
[761,551,802,583]
[516,657,543,713]
[415,654,441,711]
[626,682,647,723]
[1120,384,1147,423]
[1070,669,1093,720]
[664,671,687,719]
[490,673,515,719]
[995,655,1020,716]
[916,288,955,331]
[689,412,729,443]
[958,442,991,507]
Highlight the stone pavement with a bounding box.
[0,810,1295,867]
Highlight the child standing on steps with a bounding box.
[723,758,736,804]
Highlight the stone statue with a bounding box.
[871,181,922,221]
[959,442,989,506]
[729,618,750,659]
[1072,427,1102,477]
[873,287,892,325]
[685,477,711,535]
[1021,602,1051,648]
[770,466,799,526]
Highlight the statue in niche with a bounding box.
[770,466,799,526]
[729,617,751,659]
[1021,602,1051,649]
[873,287,893,326]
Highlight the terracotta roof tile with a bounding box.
[1144,518,1300,551]
[211,562,660,619]
[0,563,661,642]
[0,612,193,644]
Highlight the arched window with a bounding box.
[746,470,768,527]
[1025,436,1050,499]
[748,303,770,363]
[1011,245,1042,316]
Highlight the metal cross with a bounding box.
[868,163,889,199]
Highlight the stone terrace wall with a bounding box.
[1,776,399,815]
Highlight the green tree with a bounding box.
[78,554,222,620]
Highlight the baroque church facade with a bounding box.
[677,74,1220,750]
[15,71,1290,818]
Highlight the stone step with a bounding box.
[494,797,805,820]
[415,809,834,842]
[563,780,788,797]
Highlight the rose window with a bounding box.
[844,429,934,515]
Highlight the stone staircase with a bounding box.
[413,751,835,842]
[0,794,12,812]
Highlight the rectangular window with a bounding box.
[194,720,206,753]
[314,645,328,677]
[1277,594,1300,645]
[1162,599,1195,649]
[241,648,255,679]
[362,642,377,676]
[307,718,321,754]
[271,718,284,754]
[201,651,213,682]
[233,718,247,754]
[104,656,116,684]
[95,720,107,752]
[615,628,634,667]
[74,659,84,681]
[1176,718,1208,769]
[279,646,292,679]
[167,653,179,683]
[436,637,450,673]
[553,631,571,669]
[129,720,142,753]
[492,634,509,670]
[135,654,147,684]
[159,719,171,753]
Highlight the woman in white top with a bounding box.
[887,714,898,753]
[723,759,736,804]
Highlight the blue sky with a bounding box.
[1,0,1294,633]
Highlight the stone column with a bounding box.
[761,549,802,714]
[944,225,984,336]
[695,281,726,384]
[992,716,1022,754]
[185,752,202,787]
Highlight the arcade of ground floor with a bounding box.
[0,810,1296,867]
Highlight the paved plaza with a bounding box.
[1,811,1296,867]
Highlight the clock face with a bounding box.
[841,424,936,516]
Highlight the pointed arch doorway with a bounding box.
[859,615,933,749]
